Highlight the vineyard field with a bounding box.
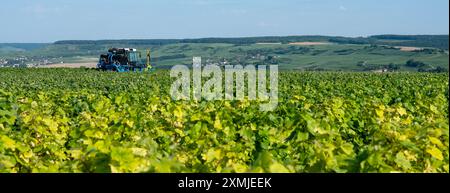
[0,68,448,173]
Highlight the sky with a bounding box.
[0,0,448,43]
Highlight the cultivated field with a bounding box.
[0,68,448,173]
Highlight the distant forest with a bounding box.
[0,43,49,51]
[54,35,449,50]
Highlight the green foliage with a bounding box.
[0,68,448,173]
[406,59,427,68]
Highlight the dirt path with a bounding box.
[288,42,332,46]
[395,46,424,52]
[255,42,282,45]
[39,62,97,68]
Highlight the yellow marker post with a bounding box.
[146,49,152,71]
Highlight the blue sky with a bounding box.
[0,0,448,43]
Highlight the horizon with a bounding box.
[0,0,449,43]
[1,34,449,44]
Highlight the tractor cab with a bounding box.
[97,48,152,72]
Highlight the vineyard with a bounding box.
[0,68,448,173]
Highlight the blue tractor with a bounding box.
[97,48,152,72]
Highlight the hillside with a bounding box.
[0,35,448,72]
[53,35,449,50]
[0,43,49,52]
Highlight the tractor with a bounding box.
[97,48,153,72]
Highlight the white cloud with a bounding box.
[257,21,277,28]
[182,0,226,6]
[339,5,347,11]
[220,8,248,16]
[230,9,248,15]
[191,0,210,5]
[22,4,66,16]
